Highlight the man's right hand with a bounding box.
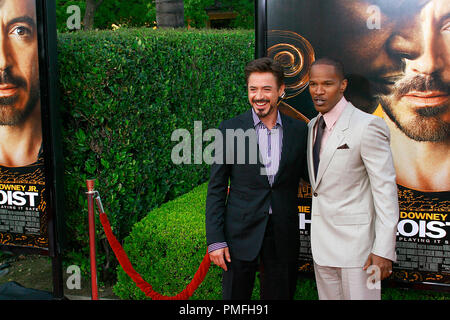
[209,247,231,271]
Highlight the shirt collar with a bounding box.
[320,96,347,130]
[251,108,283,129]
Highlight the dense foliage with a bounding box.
[113,183,226,299]
[56,0,254,31]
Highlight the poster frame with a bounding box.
[0,0,64,298]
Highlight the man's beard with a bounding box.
[253,99,275,118]
[0,70,40,126]
[378,74,449,142]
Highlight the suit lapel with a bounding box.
[238,109,255,131]
[315,103,354,187]
[238,110,269,186]
[273,112,292,184]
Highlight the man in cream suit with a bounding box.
[306,58,399,300]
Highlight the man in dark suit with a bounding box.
[205,57,308,300]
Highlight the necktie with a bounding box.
[313,116,325,179]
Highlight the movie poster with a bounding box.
[264,0,450,286]
[0,0,57,252]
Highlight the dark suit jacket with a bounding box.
[205,109,308,263]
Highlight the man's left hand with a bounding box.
[363,253,393,281]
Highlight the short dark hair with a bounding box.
[310,57,345,80]
[245,57,285,88]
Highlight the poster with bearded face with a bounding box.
[263,0,450,286]
[0,0,60,254]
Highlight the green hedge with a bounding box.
[57,28,254,278]
[113,183,221,299]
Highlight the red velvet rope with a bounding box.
[98,212,211,300]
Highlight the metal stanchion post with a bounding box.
[86,179,99,300]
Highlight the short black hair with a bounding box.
[310,57,345,80]
[245,57,285,88]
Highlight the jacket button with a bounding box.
[313,192,318,197]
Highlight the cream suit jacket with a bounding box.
[307,102,399,267]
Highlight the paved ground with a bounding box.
[0,254,119,300]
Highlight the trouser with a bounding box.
[313,262,381,300]
[222,217,298,300]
